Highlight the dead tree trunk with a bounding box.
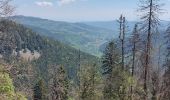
[118,15,126,70]
[144,0,152,98]
[130,24,139,100]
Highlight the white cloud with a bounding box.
[58,0,77,6]
[35,1,53,7]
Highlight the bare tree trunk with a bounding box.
[118,15,126,100]
[77,49,81,86]
[144,0,152,99]
[131,38,136,100]
[122,17,125,70]
[130,24,140,100]
[119,15,125,70]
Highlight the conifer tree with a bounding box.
[49,65,69,100]
[79,64,102,100]
[102,40,120,99]
[0,64,26,100]
[33,79,46,100]
[102,40,120,75]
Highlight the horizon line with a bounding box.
[11,14,170,23]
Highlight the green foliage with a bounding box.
[0,72,14,94]
[49,65,69,100]
[0,19,99,83]
[102,40,136,100]
[0,65,27,100]
[78,64,103,100]
[11,15,114,56]
[103,68,132,100]
[0,20,44,62]
[102,40,120,75]
[0,19,100,99]
[16,93,27,100]
[33,79,47,100]
[57,65,69,100]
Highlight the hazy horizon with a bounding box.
[12,15,170,23]
[12,0,170,22]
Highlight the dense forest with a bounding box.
[1,0,170,100]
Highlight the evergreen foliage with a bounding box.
[33,79,46,100]
[0,64,27,100]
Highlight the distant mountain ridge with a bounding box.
[10,15,115,56]
[9,15,170,57]
[83,20,170,32]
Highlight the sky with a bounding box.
[12,0,170,22]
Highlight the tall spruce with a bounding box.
[79,64,102,100]
[102,40,120,75]
[102,40,121,99]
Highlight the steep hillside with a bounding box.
[10,16,170,57]
[10,15,114,56]
[0,19,99,82]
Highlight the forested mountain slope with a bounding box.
[10,15,114,56]
[0,19,99,84]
